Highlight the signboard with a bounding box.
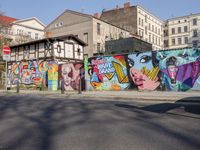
[3,46,11,61]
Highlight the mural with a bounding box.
[85,48,200,91]
[9,60,51,89]
[128,52,160,90]
[60,63,82,90]
[48,62,58,91]
[155,48,200,91]
[87,55,130,90]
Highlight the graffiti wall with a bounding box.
[9,60,54,90]
[48,62,58,91]
[85,48,200,91]
[155,48,200,91]
[87,55,130,90]
[9,60,48,87]
[59,63,83,91]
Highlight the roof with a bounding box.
[12,17,46,28]
[10,34,87,48]
[0,15,18,27]
[165,12,200,22]
[46,9,130,33]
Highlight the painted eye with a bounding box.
[140,55,151,63]
[88,68,93,76]
[128,58,134,67]
[178,53,188,58]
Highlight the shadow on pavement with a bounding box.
[115,97,200,115]
[0,95,200,150]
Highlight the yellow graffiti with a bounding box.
[112,62,129,83]
[105,73,114,80]
[141,67,159,81]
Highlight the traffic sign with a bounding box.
[3,46,11,55]
[3,46,11,61]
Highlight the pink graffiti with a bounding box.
[130,68,159,90]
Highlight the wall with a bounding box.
[85,48,200,91]
[9,60,49,87]
[59,63,83,91]
[9,60,83,91]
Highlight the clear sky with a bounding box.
[0,0,200,25]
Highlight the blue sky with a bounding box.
[0,0,200,25]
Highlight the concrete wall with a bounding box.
[85,48,200,91]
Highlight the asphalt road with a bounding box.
[0,94,200,150]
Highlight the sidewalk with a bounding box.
[0,89,199,102]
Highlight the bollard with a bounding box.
[78,77,82,94]
[61,80,64,94]
[17,80,19,93]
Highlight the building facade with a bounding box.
[11,17,45,45]
[164,13,200,49]
[0,15,45,47]
[8,35,86,91]
[100,3,164,50]
[105,37,152,55]
[45,10,131,57]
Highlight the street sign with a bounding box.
[3,46,11,61]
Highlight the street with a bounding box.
[0,94,200,150]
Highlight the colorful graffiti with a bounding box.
[128,52,160,90]
[85,48,200,91]
[60,63,82,90]
[87,55,130,90]
[9,60,50,89]
[48,62,58,91]
[155,48,200,91]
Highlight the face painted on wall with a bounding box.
[61,64,80,90]
[62,64,73,86]
[128,52,160,90]
[156,48,200,91]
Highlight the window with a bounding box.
[152,25,154,32]
[57,45,61,53]
[97,23,101,35]
[152,35,154,44]
[172,28,175,34]
[172,39,175,45]
[178,38,182,45]
[164,30,168,36]
[35,33,39,40]
[28,32,31,38]
[193,18,197,26]
[145,26,147,35]
[148,23,151,30]
[184,37,188,44]
[97,43,101,52]
[193,40,198,48]
[193,29,198,37]
[83,33,88,44]
[141,19,143,26]
[149,34,151,42]
[155,27,157,33]
[145,15,147,23]
[184,26,188,32]
[164,40,169,47]
[178,27,181,33]
[139,18,141,25]
[158,28,160,35]
[178,20,181,23]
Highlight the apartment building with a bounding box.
[100,2,164,50]
[45,10,131,57]
[0,15,45,46]
[164,13,200,49]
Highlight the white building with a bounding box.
[11,17,46,44]
[164,13,200,49]
[100,3,164,50]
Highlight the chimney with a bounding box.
[94,13,100,18]
[124,2,130,8]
